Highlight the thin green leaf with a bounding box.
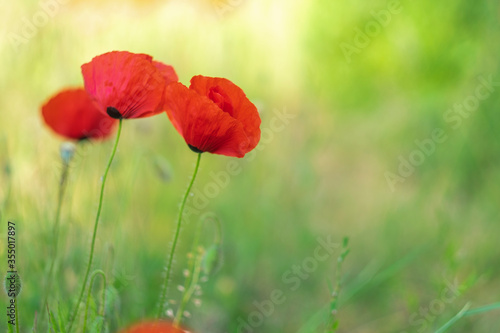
[464,302,500,317]
[434,302,471,333]
[57,303,67,333]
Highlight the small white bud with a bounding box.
[60,142,76,164]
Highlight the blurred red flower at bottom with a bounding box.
[41,88,117,140]
[119,321,188,333]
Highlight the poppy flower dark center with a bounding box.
[106,107,123,119]
[209,86,234,117]
[188,144,204,153]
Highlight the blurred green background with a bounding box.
[1,0,500,332]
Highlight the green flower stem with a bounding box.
[173,213,222,326]
[41,155,71,311]
[157,152,202,319]
[83,270,107,333]
[204,213,222,246]
[0,154,12,224]
[68,119,123,332]
[15,299,20,333]
[173,250,202,326]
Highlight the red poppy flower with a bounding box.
[41,88,117,140]
[154,60,179,84]
[164,75,261,157]
[119,321,186,333]
[81,51,178,119]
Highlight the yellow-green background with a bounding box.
[1,0,500,332]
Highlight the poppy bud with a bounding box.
[153,155,173,183]
[4,272,22,299]
[202,243,223,276]
[60,141,76,165]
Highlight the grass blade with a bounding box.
[434,302,471,333]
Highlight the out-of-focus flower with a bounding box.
[41,88,117,140]
[119,320,188,333]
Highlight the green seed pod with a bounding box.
[153,155,173,182]
[60,141,76,165]
[3,162,11,177]
[4,272,22,298]
[202,244,223,276]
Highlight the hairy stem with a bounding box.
[42,154,71,311]
[68,119,122,332]
[83,270,107,333]
[157,153,202,319]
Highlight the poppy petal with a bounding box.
[153,61,179,85]
[81,51,167,119]
[165,82,252,157]
[41,88,117,140]
[119,321,186,333]
[189,76,261,152]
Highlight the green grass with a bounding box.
[1,0,500,332]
